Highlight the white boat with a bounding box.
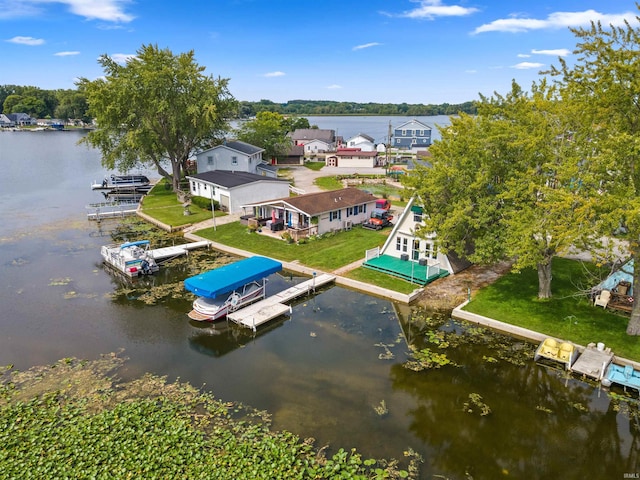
[92,174,151,191]
[184,256,283,322]
[101,240,159,277]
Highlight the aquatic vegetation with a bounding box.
[375,342,396,360]
[536,405,553,414]
[0,354,419,479]
[463,393,491,416]
[373,400,388,417]
[404,346,455,371]
[48,277,72,286]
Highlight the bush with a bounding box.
[190,196,219,211]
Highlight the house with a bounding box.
[0,114,14,128]
[241,187,379,240]
[7,113,36,126]
[346,133,376,152]
[363,196,471,285]
[187,170,290,214]
[325,148,379,168]
[195,140,277,178]
[393,119,432,151]
[289,128,342,157]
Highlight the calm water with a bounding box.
[0,125,638,479]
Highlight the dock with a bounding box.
[227,273,335,330]
[87,201,139,220]
[150,240,211,262]
[571,345,614,381]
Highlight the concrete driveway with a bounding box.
[286,165,394,194]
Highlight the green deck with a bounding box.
[363,255,449,285]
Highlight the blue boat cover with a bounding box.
[184,256,282,298]
[121,240,150,249]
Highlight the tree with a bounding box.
[235,111,293,161]
[405,81,590,299]
[78,44,238,192]
[55,90,90,124]
[548,12,640,333]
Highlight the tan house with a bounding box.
[325,148,379,168]
[241,187,379,241]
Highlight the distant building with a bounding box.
[346,133,376,152]
[393,119,432,150]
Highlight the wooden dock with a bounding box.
[149,240,211,261]
[571,345,614,381]
[227,273,335,330]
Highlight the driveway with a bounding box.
[286,165,396,194]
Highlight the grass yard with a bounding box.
[343,266,419,294]
[195,222,390,272]
[140,181,224,228]
[464,257,640,360]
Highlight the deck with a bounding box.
[227,273,335,330]
[571,346,614,381]
[150,240,211,261]
[363,254,449,285]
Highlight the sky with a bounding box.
[1,0,639,105]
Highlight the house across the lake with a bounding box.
[393,119,432,151]
[363,196,471,285]
[241,187,379,241]
[187,170,290,214]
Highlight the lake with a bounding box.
[0,124,638,479]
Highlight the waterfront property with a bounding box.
[345,133,376,152]
[187,170,290,214]
[240,187,379,241]
[363,196,469,285]
[393,119,432,151]
[194,140,278,177]
[325,148,380,168]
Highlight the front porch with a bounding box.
[363,254,449,285]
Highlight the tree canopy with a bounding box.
[77,44,238,192]
[234,112,294,160]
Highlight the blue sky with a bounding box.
[1,0,639,104]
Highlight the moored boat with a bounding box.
[602,363,640,393]
[534,337,579,370]
[100,240,159,277]
[92,174,150,190]
[184,256,283,322]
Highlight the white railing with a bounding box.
[365,247,380,262]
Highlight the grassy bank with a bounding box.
[463,257,640,361]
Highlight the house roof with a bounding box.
[197,140,264,157]
[289,128,335,143]
[347,133,375,143]
[187,170,288,189]
[394,119,432,131]
[332,150,378,158]
[282,188,377,216]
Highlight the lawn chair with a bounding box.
[594,289,611,308]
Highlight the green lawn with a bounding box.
[140,182,224,228]
[195,222,390,272]
[343,266,419,294]
[464,257,640,360]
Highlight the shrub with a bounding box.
[190,196,219,211]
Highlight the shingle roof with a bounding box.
[289,128,335,143]
[224,140,264,155]
[188,170,288,188]
[283,187,377,216]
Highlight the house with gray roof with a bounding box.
[187,170,290,214]
[289,128,342,157]
[393,119,432,151]
[0,114,14,128]
[195,140,277,178]
[346,133,376,152]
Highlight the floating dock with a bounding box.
[571,345,614,381]
[87,201,139,220]
[227,273,335,330]
[149,240,211,261]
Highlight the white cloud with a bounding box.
[263,71,285,77]
[474,9,637,34]
[383,0,479,20]
[353,42,382,51]
[54,51,80,56]
[465,70,477,74]
[326,84,342,90]
[512,62,544,70]
[517,53,531,58]
[0,0,134,22]
[531,48,571,56]
[6,36,45,45]
[110,53,136,64]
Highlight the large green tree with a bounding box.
[549,12,640,334]
[235,111,293,160]
[78,44,238,192]
[405,81,590,298]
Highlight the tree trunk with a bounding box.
[626,251,640,335]
[171,159,182,192]
[537,259,552,299]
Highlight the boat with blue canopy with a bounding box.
[184,256,283,322]
[100,239,159,277]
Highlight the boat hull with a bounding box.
[101,242,159,278]
[188,282,265,322]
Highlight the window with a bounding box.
[402,130,406,136]
[329,210,341,221]
[396,238,402,251]
[402,238,408,253]
[231,156,238,166]
[203,184,207,190]
[425,243,437,259]
[207,156,213,165]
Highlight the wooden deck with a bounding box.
[149,241,211,261]
[227,273,335,330]
[571,346,614,381]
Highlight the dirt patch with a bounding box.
[414,261,513,310]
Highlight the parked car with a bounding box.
[375,198,391,211]
[363,208,393,230]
